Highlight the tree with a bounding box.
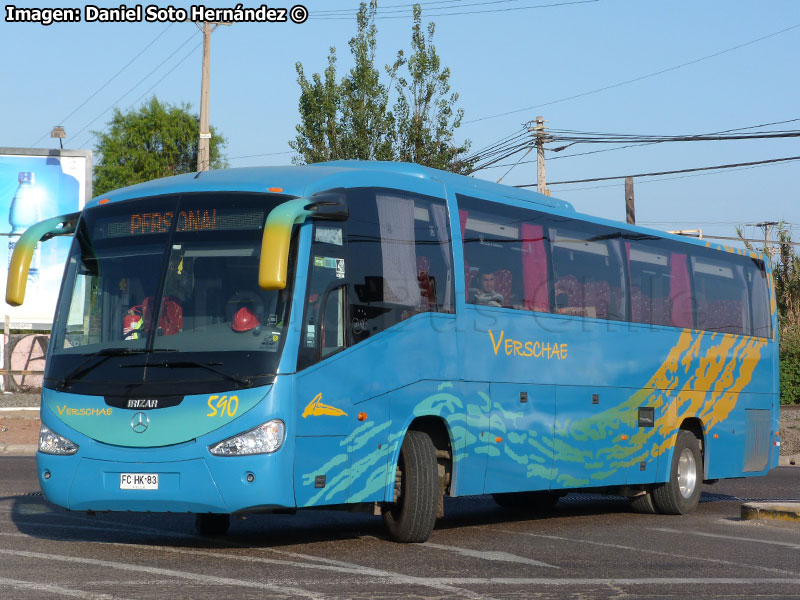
[738,223,800,404]
[390,4,469,171]
[292,2,394,163]
[738,223,800,327]
[290,1,471,173]
[93,96,227,196]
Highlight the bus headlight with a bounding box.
[39,424,78,455]
[209,420,285,456]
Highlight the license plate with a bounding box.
[120,473,158,490]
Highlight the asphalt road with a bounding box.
[1,458,799,599]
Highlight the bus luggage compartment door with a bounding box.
[483,383,555,494]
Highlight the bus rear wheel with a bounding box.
[382,430,439,543]
[195,513,230,536]
[652,430,702,515]
[629,490,657,514]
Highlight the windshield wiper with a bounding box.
[56,348,150,389]
[125,360,252,387]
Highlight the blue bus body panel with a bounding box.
[455,306,777,489]
[42,387,269,447]
[38,379,297,513]
[38,161,779,515]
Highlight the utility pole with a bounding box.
[535,116,547,195]
[625,177,635,224]
[195,21,230,172]
[754,221,779,256]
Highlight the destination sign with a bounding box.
[102,207,266,239]
[130,209,217,235]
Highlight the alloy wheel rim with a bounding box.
[677,447,697,498]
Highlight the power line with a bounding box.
[544,159,792,192]
[71,32,200,148]
[310,0,466,14]
[470,117,800,172]
[640,221,799,226]
[548,118,800,159]
[310,0,598,19]
[541,129,800,144]
[125,41,203,111]
[228,150,296,160]
[465,22,800,124]
[29,23,175,147]
[515,154,800,188]
[680,233,800,247]
[472,128,800,171]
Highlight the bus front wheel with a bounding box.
[652,430,702,515]
[382,430,439,543]
[195,513,230,536]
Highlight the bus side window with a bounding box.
[346,188,453,338]
[747,258,772,338]
[691,254,749,335]
[320,285,346,358]
[297,188,454,371]
[625,240,692,328]
[458,194,540,311]
[549,225,625,321]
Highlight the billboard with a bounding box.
[0,148,92,329]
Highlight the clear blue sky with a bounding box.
[2,0,798,245]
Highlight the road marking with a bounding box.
[495,529,800,576]
[650,527,800,550]
[0,525,493,600]
[422,577,800,585]
[0,548,323,599]
[2,531,800,589]
[4,533,799,589]
[424,542,559,568]
[0,576,121,599]
[0,530,375,575]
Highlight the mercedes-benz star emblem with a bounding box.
[131,412,150,434]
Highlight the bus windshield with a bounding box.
[47,192,296,395]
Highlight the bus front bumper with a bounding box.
[37,449,295,514]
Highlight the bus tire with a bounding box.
[382,430,438,543]
[629,490,658,514]
[652,430,702,515]
[493,491,561,512]
[195,513,230,535]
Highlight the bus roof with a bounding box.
[88,160,571,211]
[86,160,764,261]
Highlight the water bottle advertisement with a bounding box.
[0,149,92,329]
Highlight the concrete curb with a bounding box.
[779,453,800,466]
[0,443,37,456]
[741,502,800,522]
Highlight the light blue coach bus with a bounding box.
[7,161,779,542]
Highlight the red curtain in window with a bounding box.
[670,252,692,328]
[521,223,550,312]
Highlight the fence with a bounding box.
[1,329,48,393]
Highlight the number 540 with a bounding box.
[207,395,239,417]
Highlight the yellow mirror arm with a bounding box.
[6,212,80,307]
[258,198,312,290]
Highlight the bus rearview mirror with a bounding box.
[259,191,349,291]
[306,190,348,221]
[6,212,80,307]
